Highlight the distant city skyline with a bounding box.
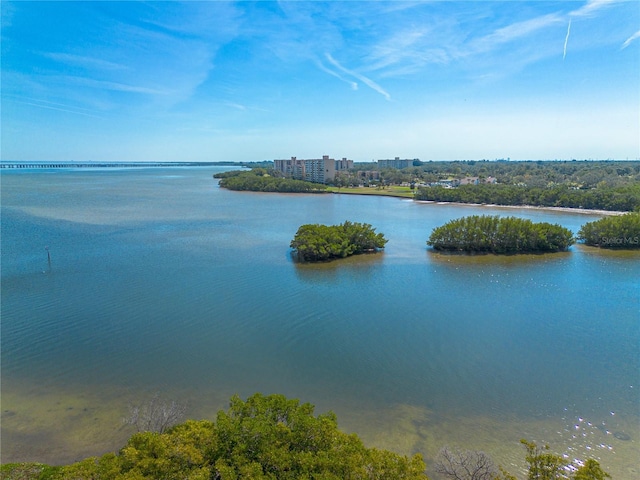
[2,1,639,162]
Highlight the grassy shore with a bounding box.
[327,185,415,198]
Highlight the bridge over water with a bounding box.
[0,162,229,169]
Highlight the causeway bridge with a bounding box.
[0,162,227,169]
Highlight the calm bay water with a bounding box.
[1,167,638,477]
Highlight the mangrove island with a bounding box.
[290,221,387,262]
[427,215,575,253]
[577,212,640,249]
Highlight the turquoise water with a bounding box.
[1,167,638,476]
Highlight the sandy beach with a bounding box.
[420,201,627,216]
[330,187,629,216]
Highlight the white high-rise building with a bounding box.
[377,157,417,169]
[274,155,353,184]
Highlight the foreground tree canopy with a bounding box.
[427,215,575,253]
[577,212,640,249]
[2,393,426,480]
[290,221,388,262]
[1,394,612,480]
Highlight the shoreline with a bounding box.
[414,200,627,216]
[329,188,627,216]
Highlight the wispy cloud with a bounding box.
[43,52,127,71]
[570,0,617,18]
[57,76,171,96]
[364,29,451,77]
[325,53,391,100]
[473,13,563,52]
[315,59,358,91]
[6,95,103,118]
[621,30,640,49]
[3,1,638,162]
[225,102,247,111]
[563,19,572,60]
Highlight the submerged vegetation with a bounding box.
[0,394,612,480]
[577,212,640,249]
[427,215,574,253]
[290,221,387,262]
[216,169,328,193]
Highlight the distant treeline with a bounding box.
[414,184,640,212]
[346,160,640,212]
[365,160,640,189]
[215,161,640,212]
[215,169,328,193]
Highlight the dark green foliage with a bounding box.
[213,169,253,179]
[21,393,427,480]
[217,169,328,193]
[290,221,388,262]
[577,212,640,248]
[427,215,574,253]
[521,440,567,480]
[573,459,611,480]
[517,439,610,480]
[0,433,614,480]
[213,393,426,479]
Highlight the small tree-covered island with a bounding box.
[577,212,640,249]
[290,221,387,262]
[427,215,575,254]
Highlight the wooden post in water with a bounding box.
[45,246,51,271]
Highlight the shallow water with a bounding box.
[1,167,638,477]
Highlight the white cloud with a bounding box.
[621,30,640,49]
[570,0,617,18]
[8,96,104,118]
[325,53,391,100]
[365,29,429,72]
[55,75,171,96]
[563,19,572,60]
[225,102,247,111]
[315,59,358,91]
[472,13,563,52]
[43,52,127,71]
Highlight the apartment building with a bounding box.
[274,155,353,184]
[377,157,418,169]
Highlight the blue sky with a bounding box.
[2,1,639,162]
